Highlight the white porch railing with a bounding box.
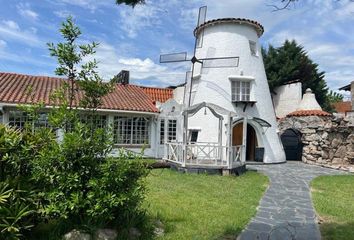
[166,142,184,164]
[164,142,243,169]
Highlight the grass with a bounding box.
[144,169,268,240]
[311,175,354,240]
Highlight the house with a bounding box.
[0,17,288,174]
[0,72,175,159]
[338,82,354,117]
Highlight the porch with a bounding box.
[164,142,243,169]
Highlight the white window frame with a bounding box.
[113,116,150,146]
[8,110,50,129]
[159,119,165,145]
[167,119,177,142]
[229,76,255,102]
[231,80,251,102]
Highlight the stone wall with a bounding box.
[279,115,354,172]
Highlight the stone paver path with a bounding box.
[238,162,347,240]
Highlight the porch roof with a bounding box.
[182,102,237,119]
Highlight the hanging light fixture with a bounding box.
[204,107,207,115]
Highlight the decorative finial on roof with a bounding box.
[297,88,322,111]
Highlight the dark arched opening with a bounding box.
[232,123,258,161]
[281,129,302,161]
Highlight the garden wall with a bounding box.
[279,115,354,172]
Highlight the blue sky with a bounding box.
[0,0,353,98]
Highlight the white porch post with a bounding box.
[164,118,168,159]
[227,114,232,169]
[216,118,221,165]
[182,113,188,167]
[242,117,247,163]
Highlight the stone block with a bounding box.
[334,146,347,159]
[64,230,91,240]
[95,229,117,240]
[331,138,341,148]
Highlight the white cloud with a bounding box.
[118,2,164,38]
[17,3,39,20]
[54,10,73,18]
[0,20,41,46]
[0,39,7,48]
[57,0,108,12]
[3,20,20,30]
[84,42,186,86]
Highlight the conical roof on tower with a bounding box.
[287,88,331,117]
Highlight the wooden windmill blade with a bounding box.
[160,52,188,63]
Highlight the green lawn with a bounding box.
[311,175,354,240]
[144,169,268,240]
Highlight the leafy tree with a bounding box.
[30,16,149,235]
[47,16,112,131]
[262,40,332,111]
[327,90,344,104]
[115,0,145,7]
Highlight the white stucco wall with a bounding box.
[273,82,302,118]
[185,21,286,163]
[172,86,185,104]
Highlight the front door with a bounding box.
[232,122,258,161]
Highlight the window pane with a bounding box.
[168,119,177,142]
[160,119,165,144]
[113,116,150,145]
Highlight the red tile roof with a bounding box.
[287,110,332,117]
[140,86,173,103]
[194,18,264,37]
[0,72,159,113]
[333,101,352,113]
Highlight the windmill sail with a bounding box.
[196,6,207,48]
[200,57,239,68]
[160,52,188,63]
[197,6,207,27]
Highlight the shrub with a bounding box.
[31,122,149,232]
[0,124,56,239]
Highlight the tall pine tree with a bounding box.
[262,40,332,111]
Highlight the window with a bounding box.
[167,119,177,142]
[189,130,199,143]
[113,116,150,145]
[8,110,50,129]
[79,115,107,129]
[249,40,257,56]
[231,81,251,101]
[160,119,165,144]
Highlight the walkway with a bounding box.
[238,162,346,240]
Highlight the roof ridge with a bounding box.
[0,71,65,80]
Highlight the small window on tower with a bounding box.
[231,81,251,102]
[249,41,257,56]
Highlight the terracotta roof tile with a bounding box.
[287,110,332,117]
[333,101,352,113]
[0,72,159,113]
[140,86,173,103]
[194,18,264,37]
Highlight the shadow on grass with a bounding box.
[320,222,354,240]
[215,226,243,240]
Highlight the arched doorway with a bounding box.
[281,129,302,161]
[232,122,258,161]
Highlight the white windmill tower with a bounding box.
[161,7,285,170]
